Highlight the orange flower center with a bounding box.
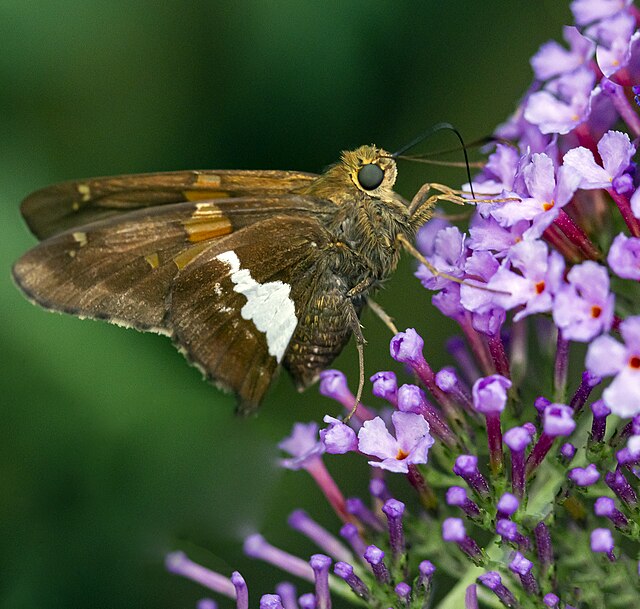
[591,305,602,319]
[543,199,555,211]
[396,449,409,460]
[535,281,546,294]
[629,355,640,369]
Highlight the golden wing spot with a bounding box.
[183,190,231,201]
[77,184,91,202]
[173,241,211,271]
[194,173,223,187]
[144,252,160,269]
[183,204,233,243]
[72,231,88,247]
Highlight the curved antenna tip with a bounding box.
[393,123,476,199]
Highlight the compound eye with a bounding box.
[357,163,384,190]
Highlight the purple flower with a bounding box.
[509,551,533,576]
[504,426,533,452]
[390,328,424,365]
[524,67,596,134]
[571,0,633,26]
[599,16,638,73]
[590,527,615,553]
[357,412,435,473]
[416,226,466,290]
[531,26,595,80]
[466,143,519,194]
[279,422,324,470]
[442,518,482,561]
[319,416,357,454]
[166,552,236,598]
[496,96,553,153]
[467,214,528,257]
[416,216,451,256]
[552,261,615,341]
[486,153,580,239]
[318,370,352,405]
[497,493,520,517]
[586,316,640,417]
[477,571,518,606]
[568,463,601,486]
[260,595,283,609]
[543,403,576,436]
[475,241,565,320]
[563,130,636,194]
[561,443,577,460]
[608,233,640,279]
[370,371,398,403]
[459,251,501,313]
[472,374,512,413]
[594,496,629,529]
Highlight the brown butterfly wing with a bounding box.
[21,169,318,240]
[13,195,328,333]
[168,215,331,413]
[13,195,334,411]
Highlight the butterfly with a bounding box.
[13,137,471,415]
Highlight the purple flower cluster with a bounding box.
[167,2,640,608]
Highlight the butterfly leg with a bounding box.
[408,182,468,219]
[395,233,510,298]
[408,183,519,229]
[366,297,398,335]
[395,233,465,285]
[343,301,367,423]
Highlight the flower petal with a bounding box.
[392,411,432,454]
[358,417,398,460]
[563,146,612,189]
[620,316,640,351]
[524,153,556,202]
[586,335,627,376]
[597,130,635,178]
[602,366,640,417]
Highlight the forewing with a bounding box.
[168,216,330,414]
[21,169,318,239]
[13,195,327,333]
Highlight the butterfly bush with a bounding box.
[168,2,640,607]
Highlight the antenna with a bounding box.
[392,122,476,199]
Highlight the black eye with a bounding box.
[357,163,384,190]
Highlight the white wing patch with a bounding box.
[216,250,298,363]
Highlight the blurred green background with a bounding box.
[1,2,568,608]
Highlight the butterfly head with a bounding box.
[340,145,397,198]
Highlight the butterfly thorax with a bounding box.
[299,145,415,295]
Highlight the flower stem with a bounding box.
[553,330,569,404]
[487,334,511,379]
[485,412,504,476]
[307,460,351,523]
[460,318,495,377]
[553,210,602,260]
[407,464,438,512]
[543,223,583,263]
[608,188,640,237]
[525,433,555,477]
